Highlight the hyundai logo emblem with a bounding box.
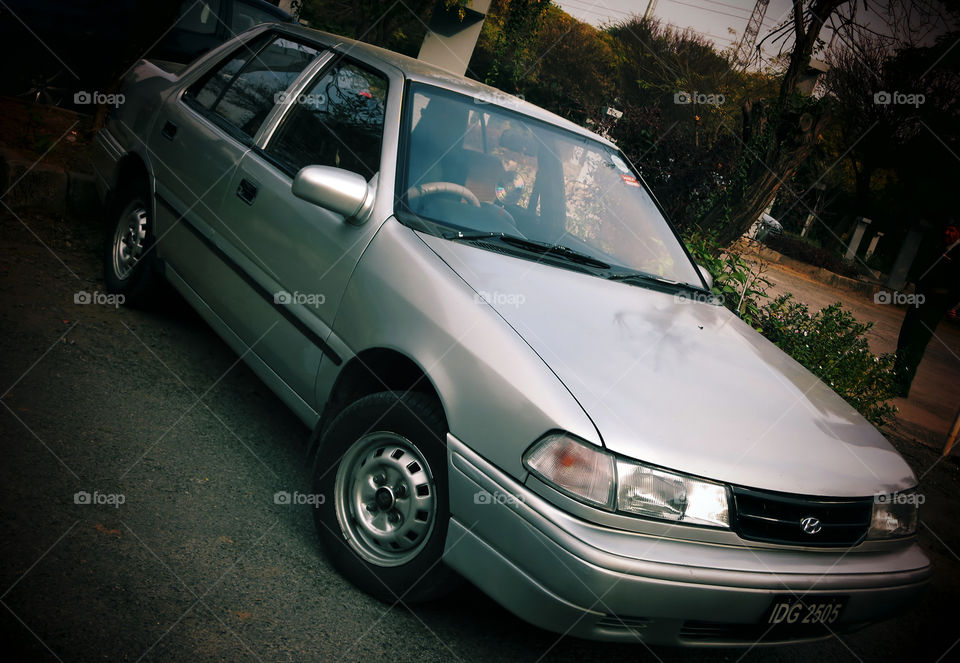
[800,516,822,535]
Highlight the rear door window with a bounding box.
[184,34,321,141]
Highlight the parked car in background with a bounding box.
[747,212,785,243]
[0,0,292,106]
[92,23,930,646]
[150,0,295,64]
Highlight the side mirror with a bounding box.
[697,263,714,290]
[292,165,375,224]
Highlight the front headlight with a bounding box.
[616,459,729,527]
[524,433,729,528]
[867,490,921,539]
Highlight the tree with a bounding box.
[481,0,550,91]
[697,0,852,246]
[698,0,960,246]
[297,0,467,56]
[604,17,776,230]
[767,4,959,265]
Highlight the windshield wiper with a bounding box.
[497,235,611,269]
[607,270,712,297]
[443,231,610,270]
[442,230,501,241]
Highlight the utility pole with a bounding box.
[731,0,770,70]
[642,0,658,22]
[418,0,491,76]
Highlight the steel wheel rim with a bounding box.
[112,203,148,281]
[334,432,436,567]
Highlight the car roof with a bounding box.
[276,23,615,147]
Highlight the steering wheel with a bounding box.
[406,182,481,208]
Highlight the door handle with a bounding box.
[236,178,258,205]
[160,121,178,140]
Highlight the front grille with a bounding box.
[731,486,872,547]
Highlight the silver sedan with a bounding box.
[91,22,930,646]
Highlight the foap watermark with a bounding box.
[875,492,925,506]
[274,490,326,507]
[474,290,525,308]
[674,291,724,306]
[74,90,125,108]
[74,490,125,508]
[474,490,523,507]
[274,90,326,106]
[874,291,924,307]
[873,91,925,108]
[674,91,725,106]
[75,290,125,308]
[474,89,524,105]
[274,290,326,306]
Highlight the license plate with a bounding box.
[765,595,847,627]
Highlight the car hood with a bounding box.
[421,234,916,497]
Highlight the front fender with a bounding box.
[327,219,602,479]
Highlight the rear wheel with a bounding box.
[313,391,460,602]
[103,185,158,305]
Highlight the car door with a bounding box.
[150,30,322,326]
[211,56,391,402]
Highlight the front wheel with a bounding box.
[313,391,460,602]
[103,186,158,306]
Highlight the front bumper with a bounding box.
[442,434,932,646]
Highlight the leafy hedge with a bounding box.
[764,234,861,278]
[685,232,770,327]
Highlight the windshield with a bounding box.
[397,84,702,287]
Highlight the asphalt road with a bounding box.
[1,208,959,662]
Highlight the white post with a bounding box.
[417,0,491,77]
[845,216,871,261]
[864,232,883,260]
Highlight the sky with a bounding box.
[549,0,942,66]
[553,0,799,56]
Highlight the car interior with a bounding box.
[404,94,570,243]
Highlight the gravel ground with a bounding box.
[1,208,959,662]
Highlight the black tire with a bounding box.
[313,391,460,603]
[102,184,158,306]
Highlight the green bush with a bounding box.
[756,295,898,427]
[685,230,770,327]
[764,234,860,278]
